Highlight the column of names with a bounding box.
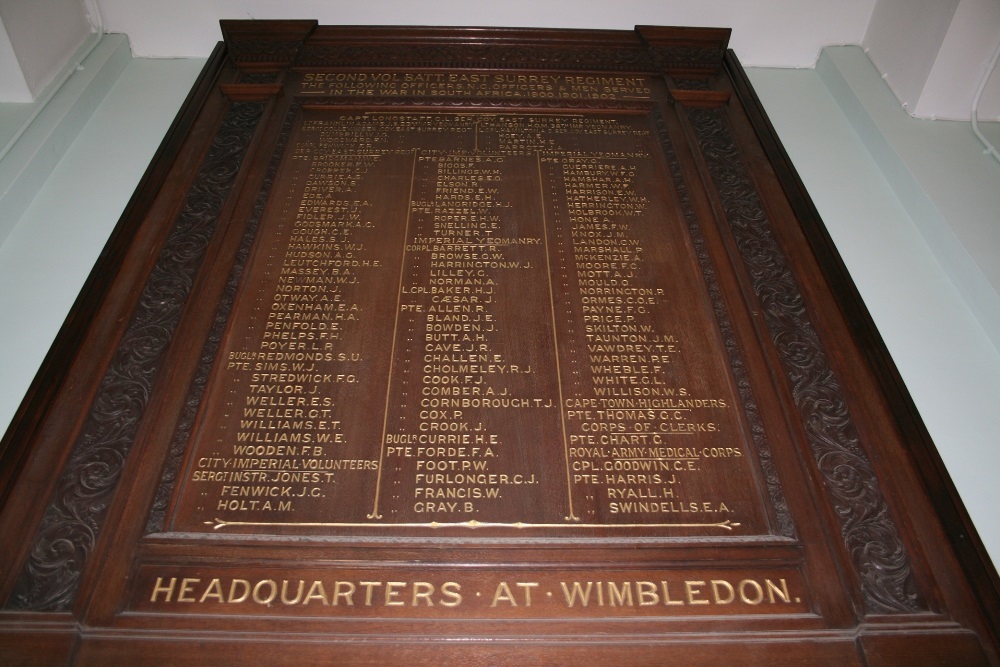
[174,110,768,534]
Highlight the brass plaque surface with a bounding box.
[0,22,997,666]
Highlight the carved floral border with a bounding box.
[652,107,795,539]
[6,102,265,612]
[4,52,924,618]
[687,105,921,614]
[147,99,300,533]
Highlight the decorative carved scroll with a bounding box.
[2,24,993,665]
[688,106,922,614]
[652,107,795,538]
[7,101,264,611]
[147,102,299,533]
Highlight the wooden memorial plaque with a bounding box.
[1,21,998,665]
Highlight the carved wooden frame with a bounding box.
[0,21,997,666]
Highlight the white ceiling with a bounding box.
[3,0,1000,121]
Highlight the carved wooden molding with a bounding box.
[688,106,921,614]
[6,101,265,612]
[0,22,995,666]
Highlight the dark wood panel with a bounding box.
[0,21,996,665]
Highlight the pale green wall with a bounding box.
[1,45,998,568]
[748,59,1000,567]
[816,47,1000,347]
[0,36,131,244]
[0,51,206,430]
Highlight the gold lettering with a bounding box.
[199,578,225,603]
[660,581,683,605]
[141,573,795,612]
[150,576,176,602]
[637,581,658,606]
[711,579,735,604]
[491,581,517,607]
[281,579,305,605]
[439,581,462,607]
[303,580,329,605]
[516,582,539,607]
[177,578,199,602]
[412,581,435,606]
[607,581,633,607]
[228,579,250,603]
[766,578,790,604]
[332,581,355,606]
[384,581,406,606]
[359,581,382,606]
[739,579,764,605]
[252,579,277,605]
[560,581,592,608]
[685,580,709,605]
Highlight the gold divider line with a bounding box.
[537,152,578,522]
[207,519,741,531]
[368,148,419,520]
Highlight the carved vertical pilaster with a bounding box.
[652,107,796,539]
[6,101,265,612]
[147,101,301,533]
[687,106,922,614]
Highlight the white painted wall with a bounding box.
[0,55,207,430]
[0,36,131,247]
[95,0,876,66]
[750,57,1000,566]
[818,47,1000,358]
[0,16,33,103]
[4,1,996,120]
[861,0,958,112]
[863,0,1000,120]
[0,0,91,99]
[916,0,1000,120]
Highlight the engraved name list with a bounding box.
[169,105,770,536]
